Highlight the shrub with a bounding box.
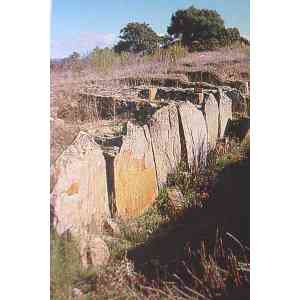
[50,230,82,300]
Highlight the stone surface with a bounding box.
[178,102,208,169]
[80,235,110,268]
[50,132,111,235]
[218,89,233,138]
[203,93,219,150]
[224,89,247,115]
[148,104,182,187]
[103,218,121,236]
[114,122,158,217]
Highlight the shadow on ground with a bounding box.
[127,154,250,299]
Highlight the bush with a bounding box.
[50,230,82,300]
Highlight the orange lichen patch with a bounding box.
[115,151,158,218]
[65,181,80,196]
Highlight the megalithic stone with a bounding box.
[203,93,219,150]
[148,103,182,187]
[177,101,208,169]
[114,122,158,218]
[218,88,233,138]
[51,132,110,236]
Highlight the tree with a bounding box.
[167,6,225,46]
[114,22,160,54]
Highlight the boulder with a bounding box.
[148,104,182,187]
[203,93,219,150]
[218,89,233,138]
[80,235,110,268]
[114,122,158,217]
[51,132,111,236]
[178,102,208,169]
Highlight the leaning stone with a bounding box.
[178,102,208,169]
[114,122,158,218]
[203,93,219,150]
[148,104,182,187]
[50,132,111,236]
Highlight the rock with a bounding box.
[148,104,182,187]
[193,92,204,105]
[218,89,232,138]
[167,187,185,215]
[225,118,250,140]
[80,235,110,268]
[103,218,121,236]
[178,102,208,169]
[87,236,110,267]
[50,132,111,236]
[224,89,247,115]
[203,93,219,150]
[72,288,83,298]
[114,122,158,217]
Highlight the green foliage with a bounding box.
[50,230,82,300]
[168,6,225,46]
[168,6,241,51]
[155,187,170,217]
[114,22,160,54]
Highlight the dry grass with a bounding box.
[50,138,249,299]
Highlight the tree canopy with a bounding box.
[114,22,160,54]
[167,6,240,48]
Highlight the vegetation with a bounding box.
[114,22,160,54]
[51,137,250,299]
[168,6,242,50]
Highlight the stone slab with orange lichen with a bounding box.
[114,122,158,218]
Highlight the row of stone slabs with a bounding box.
[78,84,247,122]
[51,90,232,237]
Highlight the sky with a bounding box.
[51,0,250,59]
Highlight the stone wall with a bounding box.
[51,91,234,227]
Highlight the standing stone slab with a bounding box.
[148,103,182,187]
[178,102,208,169]
[218,89,233,138]
[51,132,110,235]
[203,93,219,150]
[225,89,247,115]
[114,122,158,218]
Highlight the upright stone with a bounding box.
[203,93,219,150]
[50,132,110,235]
[148,103,182,187]
[225,89,247,116]
[218,89,233,138]
[178,102,208,168]
[114,122,158,218]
